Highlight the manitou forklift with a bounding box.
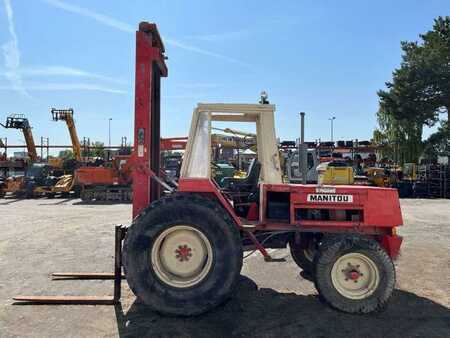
[15,22,403,317]
[121,23,403,316]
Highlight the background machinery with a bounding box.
[75,155,133,202]
[51,108,82,164]
[1,114,38,162]
[50,108,82,196]
[0,114,60,197]
[160,137,187,184]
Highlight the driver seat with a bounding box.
[221,158,261,193]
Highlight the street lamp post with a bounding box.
[108,118,112,160]
[108,118,112,147]
[329,116,336,142]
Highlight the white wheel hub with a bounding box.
[331,252,380,299]
[151,225,213,288]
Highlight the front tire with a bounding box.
[314,235,395,314]
[123,194,243,316]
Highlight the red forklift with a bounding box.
[15,22,403,317]
[124,23,403,316]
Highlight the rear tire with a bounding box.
[123,194,243,316]
[289,233,318,274]
[314,235,395,313]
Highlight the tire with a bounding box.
[25,189,34,199]
[80,189,93,202]
[289,233,317,273]
[123,194,243,316]
[72,185,81,198]
[314,234,395,314]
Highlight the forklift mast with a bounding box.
[51,108,82,162]
[1,114,38,162]
[132,22,168,218]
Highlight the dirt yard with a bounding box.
[0,198,449,337]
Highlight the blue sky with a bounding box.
[0,0,448,153]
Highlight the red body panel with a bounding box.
[178,178,404,257]
[380,235,403,259]
[272,184,403,228]
[178,178,242,226]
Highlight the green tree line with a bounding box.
[374,16,449,163]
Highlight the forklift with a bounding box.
[124,23,403,316]
[15,22,404,317]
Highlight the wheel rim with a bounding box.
[331,253,380,300]
[151,225,213,288]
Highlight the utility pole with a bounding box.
[329,116,336,142]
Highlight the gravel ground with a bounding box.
[0,198,449,338]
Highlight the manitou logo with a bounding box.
[307,194,353,203]
[316,187,336,194]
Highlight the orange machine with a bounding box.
[1,114,38,162]
[0,115,37,197]
[75,155,132,202]
[75,137,187,202]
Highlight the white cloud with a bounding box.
[42,0,250,67]
[0,82,127,94]
[1,0,29,97]
[187,30,255,42]
[164,38,250,67]
[0,65,127,84]
[42,0,133,33]
[173,83,221,89]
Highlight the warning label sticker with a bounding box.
[307,194,353,203]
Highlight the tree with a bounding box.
[376,16,450,163]
[58,149,74,159]
[92,141,105,158]
[423,120,449,160]
[81,141,105,158]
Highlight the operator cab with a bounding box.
[180,102,284,219]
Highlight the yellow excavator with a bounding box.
[49,108,82,196]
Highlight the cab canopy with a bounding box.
[181,103,282,184]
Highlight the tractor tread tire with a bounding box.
[313,234,395,314]
[123,193,243,316]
